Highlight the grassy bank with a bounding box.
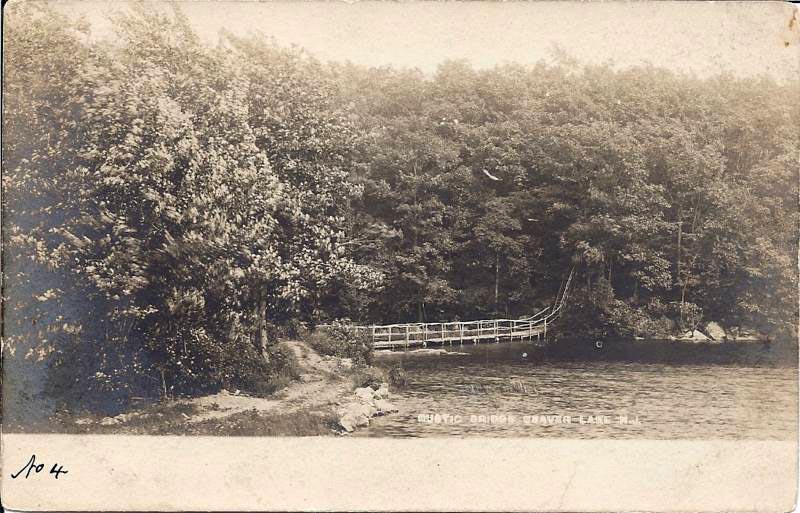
[9,338,393,436]
[36,403,341,436]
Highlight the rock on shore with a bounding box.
[669,321,765,343]
[337,383,398,433]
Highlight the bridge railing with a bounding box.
[353,318,547,345]
[347,301,568,348]
[325,267,576,349]
[326,297,569,349]
[518,305,552,322]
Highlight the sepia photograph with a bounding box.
[1,0,798,510]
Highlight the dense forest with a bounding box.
[3,5,798,415]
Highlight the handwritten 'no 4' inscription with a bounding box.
[10,454,68,480]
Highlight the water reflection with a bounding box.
[359,340,798,439]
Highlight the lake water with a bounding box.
[362,339,798,439]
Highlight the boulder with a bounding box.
[338,413,360,433]
[337,402,371,433]
[354,387,375,402]
[338,358,354,370]
[352,401,377,418]
[706,322,726,341]
[75,418,94,425]
[339,417,355,432]
[373,383,390,400]
[336,398,378,420]
[730,328,761,341]
[338,401,370,419]
[99,417,119,426]
[361,405,376,419]
[674,330,708,342]
[336,403,352,417]
[113,413,134,423]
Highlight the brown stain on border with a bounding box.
[784,8,798,48]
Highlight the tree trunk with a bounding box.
[680,255,698,321]
[494,252,500,317]
[676,204,683,326]
[255,291,269,361]
[679,199,701,329]
[161,369,168,399]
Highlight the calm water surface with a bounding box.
[360,339,797,439]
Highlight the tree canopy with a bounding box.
[3,4,797,416]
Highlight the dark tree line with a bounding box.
[3,5,797,415]
[326,60,797,343]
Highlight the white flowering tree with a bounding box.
[3,4,379,410]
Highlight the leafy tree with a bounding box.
[3,5,379,413]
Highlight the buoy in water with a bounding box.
[595,340,604,349]
[522,352,528,358]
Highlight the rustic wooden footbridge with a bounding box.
[350,269,575,350]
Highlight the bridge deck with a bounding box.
[359,322,550,349]
[333,268,575,350]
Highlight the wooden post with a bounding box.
[405,325,410,348]
[460,323,464,345]
[494,320,499,342]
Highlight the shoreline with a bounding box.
[19,341,398,436]
[371,335,783,353]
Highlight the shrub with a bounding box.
[303,320,373,365]
[204,336,273,398]
[388,365,409,389]
[248,343,302,396]
[350,366,386,390]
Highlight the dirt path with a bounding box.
[72,340,394,435]
[181,341,355,423]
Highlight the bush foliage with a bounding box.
[304,321,374,365]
